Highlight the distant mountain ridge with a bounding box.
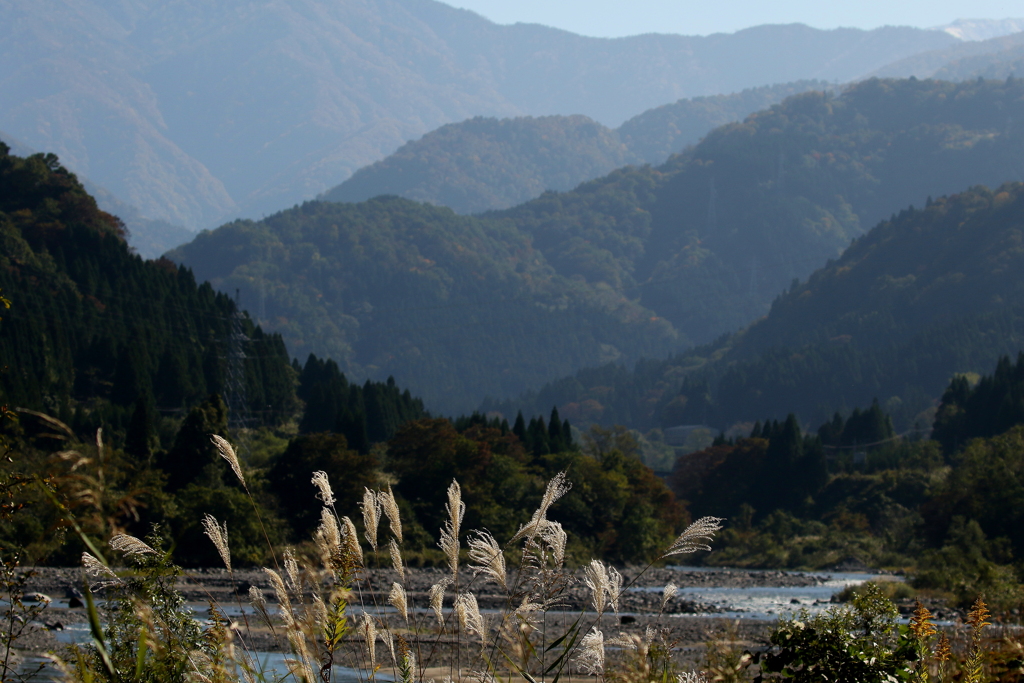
[170,77,1024,414]
[1,0,959,233]
[322,81,834,214]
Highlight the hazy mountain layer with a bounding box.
[1,0,957,231]
[873,30,1024,79]
[171,78,1024,414]
[323,81,832,214]
[486,183,1024,434]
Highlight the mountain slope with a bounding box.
[322,115,640,214]
[0,0,957,230]
[166,198,678,413]
[872,31,1024,79]
[322,81,832,214]
[170,78,1024,414]
[486,183,1024,433]
[0,143,296,427]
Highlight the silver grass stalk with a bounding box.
[583,559,609,614]
[447,480,465,539]
[248,585,273,630]
[211,435,245,488]
[315,507,342,562]
[382,628,397,666]
[429,577,450,625]
[264,568,294,627]
[380,485,403,543]
[81,552,119,581]
[389,582,408,621]
[467,530,507,590]
[662,517,724,558]
[576,627,605,675]
[311,470,335,506]
[439,525,460,576]
[201,514,231,572]
[283,549,300,594]
[607,565,623,614]
[313,594,328,629]
[455,593,485,640]
[512,472,571,541]
[662,583,679,611]
[361,487,381,551]
[341,516,363,565]
[362,613,378,672]
[541,521,567,568]
[109,534,157,558]
[389,539,404,581]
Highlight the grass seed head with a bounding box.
[662,516,724,558]
[201,514,231,572]
[311,470,335,506]
[361,487,381,551]
[380,485,403,543]
[211,435,245,488]
[576,627,605,675]
[109,533,157,558]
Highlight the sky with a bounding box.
[442,0,1022,38]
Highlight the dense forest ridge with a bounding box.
[489,181,1024,439]
[321,81,834,214]
[172,77,1024,414]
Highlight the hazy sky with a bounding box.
[444,0,1021,38]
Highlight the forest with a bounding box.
[172,77,1024,414]
[0,143,682,569]
[490,182,1024,435]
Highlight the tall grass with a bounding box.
[54,435,721,683]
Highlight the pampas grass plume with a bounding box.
[211,435,245,488]
[109,534,157,558]
[202,514,232,572]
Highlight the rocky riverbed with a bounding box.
[7,564,831,670]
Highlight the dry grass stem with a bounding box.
[388,539,404,580]
[311,470,335,506]
[430,577,450,625]
[380,485,403,543]
[201,514,231,572]
[389,582,408,621]
[211,435,245,488]
[662,517,724,558]
[576,627,605,675]
[362,487,381,551]
[109,533,157,558]
[468,530,507,590]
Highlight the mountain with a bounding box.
[487,182,1024,434]
[0,142,296,431]
[873,31,1024,79]
[1,0,958,231]
[322,81,832,214]
[933,18,1024,42]
[322,115,640,214]
[166,197,680,414]
[0,130,193,258]
[170,77,1024,414]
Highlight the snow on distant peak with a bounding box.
[934,18,1024,42]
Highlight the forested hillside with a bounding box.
[173,77,1024,414]
[0,144,686,569]
[0,144,296,434]
[322,81,831,214]
[168,198,679,413]
[488,182,1024,434]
